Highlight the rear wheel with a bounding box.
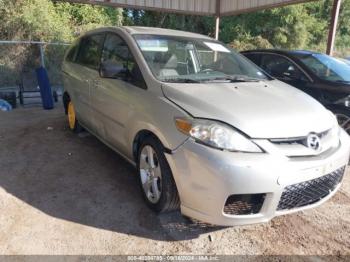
[137,136,180,213]
[67,101,83,133]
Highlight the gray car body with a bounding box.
[63,26,334,156]
[62,26,350,226]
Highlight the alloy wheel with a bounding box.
[67,101,76,130]
[139,145,162,204]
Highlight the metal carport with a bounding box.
[58,0,342,55]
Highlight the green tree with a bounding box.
[54,2,123,37]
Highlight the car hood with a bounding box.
[162,80,335,138]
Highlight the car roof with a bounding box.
[84,26,213,40]
[241,49,323,56]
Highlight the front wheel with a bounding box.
[137,136,180,213]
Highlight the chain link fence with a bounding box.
[0,41,70,107]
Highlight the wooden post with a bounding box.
[326,0,342,56]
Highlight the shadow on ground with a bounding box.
[0,106,223,241]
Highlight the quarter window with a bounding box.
[66,39,79,62]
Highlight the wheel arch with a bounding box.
[132,129,172,162]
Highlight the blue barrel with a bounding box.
[36,66,54,110]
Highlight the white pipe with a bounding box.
[39,45,45,68]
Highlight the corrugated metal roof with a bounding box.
[220,0,315,16]
[58,0,315,16]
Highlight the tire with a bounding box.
[137,136,180,213]
[331,108,350,135]
[66,100,83,133]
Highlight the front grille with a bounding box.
[224,194,265,215]
[277,166,346,211]
[269,129,337,158]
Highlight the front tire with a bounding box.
[137,136,180,213]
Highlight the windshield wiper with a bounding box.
[208,76,261,82]
[162,78,201,83]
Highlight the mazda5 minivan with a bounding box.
[62,27,350,226]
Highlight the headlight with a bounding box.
[335,95,350,107]
[175,118,262,152]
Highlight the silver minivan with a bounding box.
[62,26,350,226]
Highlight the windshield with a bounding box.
[134,34,268,83]
[296,53,350,83]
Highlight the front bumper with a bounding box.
[166,129,350,226]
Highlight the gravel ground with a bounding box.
[0,105,349,256]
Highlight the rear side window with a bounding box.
[243,53,261,66]
[259,54,309,81]
[261,54,296,76]
[76,34,105,70]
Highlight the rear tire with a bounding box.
[66,100,83,133]
[137,136,180,213]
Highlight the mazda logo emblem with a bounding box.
[306,133,321,151]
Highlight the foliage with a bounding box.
[229,35,273,51]
[0,0,123,86]
[54,3,123,38]
[124,0,350,54]
[124,9,214,36]
[1,0,350,87]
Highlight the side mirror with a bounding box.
[100,61,129,79]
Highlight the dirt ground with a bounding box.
[0,105,350,256]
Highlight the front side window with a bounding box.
[101,33,135,73]
[133,34,268,83]
[101,33,146,89]
[296,53,350,83]
[76,34,104,70]
[66,39,80,62]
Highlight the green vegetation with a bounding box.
[1,0,349,51]
[126,0,350,54]
[0,0,123,42]
[0,0,123,86]
[0,0,349,86]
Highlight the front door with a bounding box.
[91,33,147,155]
